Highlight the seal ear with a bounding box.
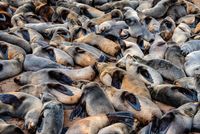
[107,111,134,127]
[121,91,141,111]
[0,63,3,71]
[171,87,198,101]
[137,66,153,83]
[48,71,73,85]
[47,83,74,96]
[111,70,124,89]
[69,94,87,120]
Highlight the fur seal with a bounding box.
[66,111,134,134]
[142,0,177,18]
[70,82,115,119]
[150,84,198,107]
[23,54,65,71]
[75,33,122,57]
[0,119,24,134]
[18,83,82,105]
[144,34,167,60]
[139,102,199,134]
[184,50,200,76]
[164,44,185,69]
[172,23,191,44]
[0,41,25,81]
[96,0,139,13]
[96,62,151,98]
[160,16,176,41]
[36,100,64,134]
[180,40,200,56]
[146,59,186,81]
[33,46,74,66]
[98,123,130,134]
[105,86,162,125]
[125,55,163,86]
[0,92,43,132]
[0,31,32,53]
[192,107,200,132]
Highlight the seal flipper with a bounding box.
[20,29,30,42]
[0,94,21,108]
[111,70,124,89]
[158,112,175,133]
[137,66,153,83]
[107,111,134,127]
[121,91,141,111]
[69,101,87,120]
[42,47,56,62]
[48,71,73,85]
[0,63,3,71]
[171,87,198,101]
[0,44,8,60]
[70,92,87,120]
[47,83,74,96]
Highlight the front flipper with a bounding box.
[42,47,56,62]
[48,71,73,85]
[0,44,8,60]
[158,112,175,133]
[121,91,141,111]
[47,83,74,96]
[0,94,21,108]
[171,87,198,101]
[111,70,124,89]
[69,93,87,120]
[137,66,153,83]
[107,111,134,127]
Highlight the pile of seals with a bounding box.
[0,0,200,134]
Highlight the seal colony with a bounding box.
[0,0,200,134]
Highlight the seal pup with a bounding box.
[17,83,82,105]
[0,92,43,132]
[14,68,75,86]
[164,43,185,69]
[150,84,198,107]
[172,23,191,44]
[125,55,163,86]
[75,33,122,57]
[160,16,176,41]
[70,82,115,119]
[23,54,65,71]
[0,119,24,134]
[98,123,131,134]
[146,59,186,81]
[33,46,74,66]
[0,41,25,81]
[96,62,151,98]
[36,100,64,134]
[139,102,199,134]
[66,111,134,134]
[0,31,32,53]
[105,86,162,125]
[180,40,200,56]
[142,0,178,18]
[184,50,200,76]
